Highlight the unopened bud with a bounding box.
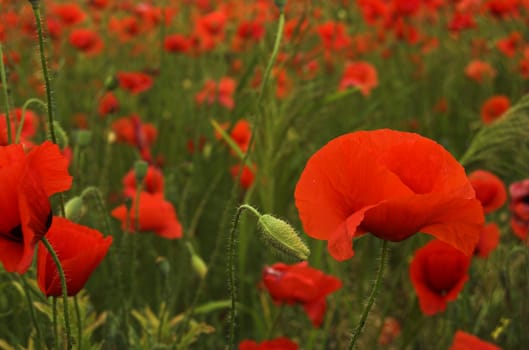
[134,160,148,184]
[185,242,208,279]
[258,214,310,260]
[274,0,286,10]
[104,75,118,91]
[191,255,208,279]
[65,196,86,222]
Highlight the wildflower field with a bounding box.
[1,0,529,349]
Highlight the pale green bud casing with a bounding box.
[65,196,86,222]
[134,160,149,184]
[257,214,310,260]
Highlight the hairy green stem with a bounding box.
[18,98,46,144]
[42,237,73,350]
[30,2,57,144]
[74,296,82,350]
[0,43,11,144]
[347,240,388,350]
[19,275,43,350]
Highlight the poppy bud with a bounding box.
[104,75,119,91]
[27,0,39,7]
[53,121,69,149]
[274,0,286,10]
[76,130,92,147]
[257,214,310,260]
[65,196,86,222]
[134,160,148,184]
[186,242,208,279]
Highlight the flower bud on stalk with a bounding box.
[257,214,310,260]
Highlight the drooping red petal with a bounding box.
[26,141,72,196]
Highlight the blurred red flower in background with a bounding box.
[448,331,501,350]
[262,261,342,327]
[295,129,484,261]
[378,317,401,346]
[230,164,255,190]
[111,192,182,239]
[117,71,154,94]
[509,179,529,240]
[0,142,72,273]
[474,223,500,258]
[410,240,471,315]
[122,166,164,198]
[37,217,112,297]
[0,108,39,146]
[464,60,496,83]
[468,170,506,214]
[195,77,236,109]
[69,28,104,56]
[52,3,86,26]
[239,337,298,350]
[339,62,378,96]
[98,92,120,117]
[481,95,510,124]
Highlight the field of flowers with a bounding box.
[1,0,529,349]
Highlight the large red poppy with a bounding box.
[0,141,72,273]
[448,331,501,350]
[410,240,471,315]
[111,192,182,239]
[295,129,484,261]
[37,217,112,297]
[262,262,342,327]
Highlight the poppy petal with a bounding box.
[27,141,72,196]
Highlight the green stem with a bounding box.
[74,296,82,350]
[19,275,43,350]
[347,240,388,350]
[18,98,46,144]
[227,204,262,350]
[258,11,285,107]
[52,297,58,350]
[30,2,57,145]
[0,43,12,144]
[42,237,73,350]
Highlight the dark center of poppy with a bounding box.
[521,195,529,205]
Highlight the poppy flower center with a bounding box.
[521,195,529,205]
[424,254,464,295]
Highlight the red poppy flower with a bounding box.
[481,96,510,124]
[449,331,501,350]
[509,179,529,240]
[317,22,352,53]
[122,166,164,198]
[496,31,521,57]
[410,240,471,315]
[468,170,507,214]
[464,60,496,83]
[164,34,191,54]
[0,141,72,273]
[295,129,484,261]
[195,78,236,110]
[69,28,104,56]
[262,261,342,327]
[37,217,112,297]
[111,192,183,239]
[230,164,255,190]
[98,92,120,117]
[239,337,298,350]
[339,62,378,96]
[117,71,154,94]
[378,317,401,346]
[215,119,252,155]
[111,115,158,151]
[474,223,500,258]
[448,12,476,32]
[52,3,86,26]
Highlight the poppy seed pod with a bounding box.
[258,214,310,261]
[76,130,92,147]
